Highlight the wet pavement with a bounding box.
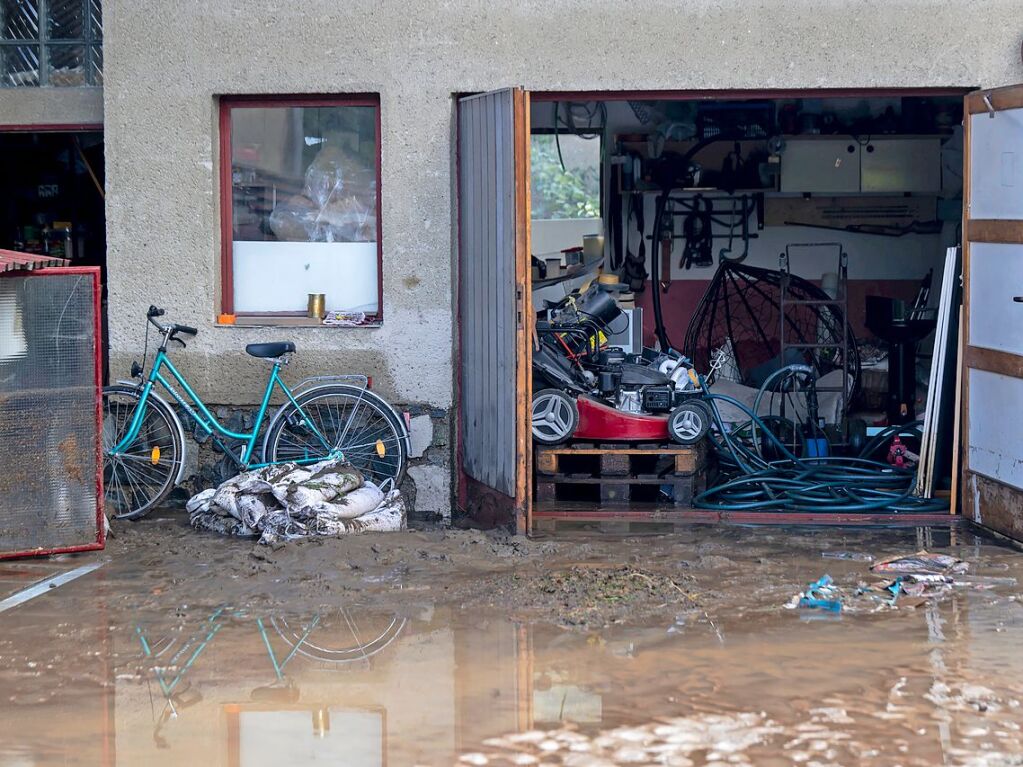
[1,523,1022,766]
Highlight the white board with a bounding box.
[233,240,379,314]
[967,242,1023,356]
[967,368,1023,491]
[969,107,1023,220]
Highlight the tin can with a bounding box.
[307,293,326,319]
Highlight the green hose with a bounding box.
[694,376,947,514]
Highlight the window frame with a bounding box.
[218,93,384,324]
[528,127,604,222]
[0,0,103,87]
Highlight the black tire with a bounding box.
[668,400,711,445]
[102,385,184,520]
[531,389,578,445]
[262,385,408,486]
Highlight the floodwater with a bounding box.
[1,526,1023,766]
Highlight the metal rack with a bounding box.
[778,243,852,441]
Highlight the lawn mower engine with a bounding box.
[531,284,712,446]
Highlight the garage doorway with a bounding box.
[0,126,106,374]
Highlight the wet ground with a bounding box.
[2,517,1022,766]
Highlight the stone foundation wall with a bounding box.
[166,402,452,522]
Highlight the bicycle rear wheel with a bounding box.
[262,385,408,485]
[102,385,184,520]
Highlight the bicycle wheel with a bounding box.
[102,385,184,520]
[262,385,408,485]
[270,607,407,667]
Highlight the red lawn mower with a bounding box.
[531,284,712,446]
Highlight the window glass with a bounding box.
[0,0,102,86]
[226,101,380,319]
[530,134,601,220]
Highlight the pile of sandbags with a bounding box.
[186,458,404,545]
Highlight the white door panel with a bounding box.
[969,107,1023,219]
[968,369,1023,491]
[968,242,1023,355]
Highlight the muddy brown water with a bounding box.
[1,520,1022,766]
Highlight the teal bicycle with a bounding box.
[102,305,409,519]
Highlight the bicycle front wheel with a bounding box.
[262,385,408,485]
[102,385,184,520]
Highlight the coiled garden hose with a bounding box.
[693,378,947,514]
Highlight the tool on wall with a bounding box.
[679,196,714,270]
[659,200,674,291]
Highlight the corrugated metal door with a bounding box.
[456,89,532,532]
[962,84,1023,540]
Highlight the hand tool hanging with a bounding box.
[680,195,714,269]
[659,199,674,292]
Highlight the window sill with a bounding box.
[217,316,382,329]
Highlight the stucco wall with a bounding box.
[99,0,1023,409]
[0,87,103,127]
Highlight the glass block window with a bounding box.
[1,0,102,86]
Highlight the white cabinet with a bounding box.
[861,138,942,192]
[779,139,860,193]
[780,135,942,193]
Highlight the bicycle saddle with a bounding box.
[245,342,296,358]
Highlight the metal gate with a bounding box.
[0,260,104,558]
[456,88,532,530]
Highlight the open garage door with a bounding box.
[962,84,1023,539]
[456,88,532,532]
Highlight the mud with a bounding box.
[1,517,1022,766]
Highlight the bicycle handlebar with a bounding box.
[147,305,197,337]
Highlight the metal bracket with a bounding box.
[983,93,996,119]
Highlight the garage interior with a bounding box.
[524,90,967,526]
[0,129,107,370]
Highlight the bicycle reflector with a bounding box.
[376,439,386,457]
[150,446,161,465]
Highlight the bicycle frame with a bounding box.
[110,349,335,468]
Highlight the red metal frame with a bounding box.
[0,265,105,559]
[531,508,961,527]
[218,94,384,322]
[531,87,974,102]
[0,122,103,133]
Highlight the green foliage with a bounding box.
[530,135,600,220]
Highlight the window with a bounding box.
[530,133,600,220]
[1,0,102,87]
[220,95,382,322]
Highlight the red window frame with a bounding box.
[218,94,384,322]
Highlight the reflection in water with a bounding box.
[0,530,1022,766]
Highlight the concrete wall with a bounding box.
[100,0,1023,407]
[0,87,103,127]
[89,1,1022,513]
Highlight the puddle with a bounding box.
[1,526,1022,765]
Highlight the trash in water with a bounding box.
[187,458,406,545]
[787,574,843,613]
[871,550,968,576]
[822,551,874,562]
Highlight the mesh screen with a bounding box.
[0,271,100,556]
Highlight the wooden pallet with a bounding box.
[534,442,707,507]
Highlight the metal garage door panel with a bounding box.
[969,107,1023,220]
[457,90,518,496]
[967,369,1023,491]
[967,242,1023,356]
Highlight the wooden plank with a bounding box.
[965,472,1023,540]
[965,85,1023,115]
[514,88,533,535]
[535,451,559,475]
[964,345,1023,378]
[536,446,700,456]
[966,219,1023,244]
[950,308,964,515]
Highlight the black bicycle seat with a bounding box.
[245,342,296,358]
